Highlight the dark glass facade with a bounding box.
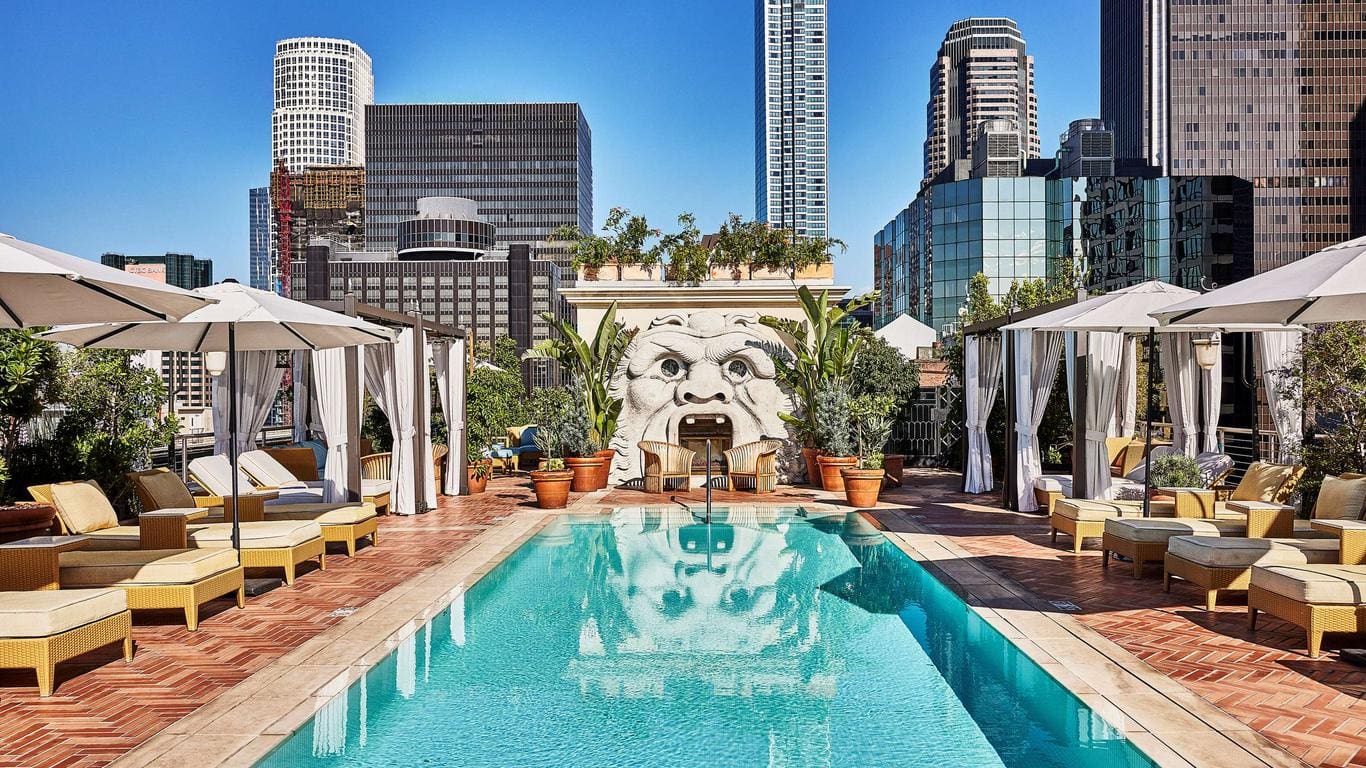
[396,216,496,258]
[100,252,213,290]
[873,175,1253,333]
[1102,0,1366,272]
[364,103,592,255]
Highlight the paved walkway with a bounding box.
[4,470,1364,767]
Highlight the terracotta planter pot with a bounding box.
[467,466,490,494]
[841,468,885,508]
[817,455,858,491]
[566,456,604,493]
[530,469,575,509]
[883,454,905,488]
[802,447,825,487]
[593,449,616,489]
[0,503,57,544]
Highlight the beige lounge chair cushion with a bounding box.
[48,481,121,534]
[1168,535,1340,568]
[276,503,376,525]
[187,521,322,549]
[1251,564,1366,605]
[1230,462,1298,502]
[0,588,127,638]
[1054,499,1145,522]
[1311,474,1366,520]
[1104,516,1246,543]
[78,526,148,551]
[58,548,239,587]
[137,470,199,509]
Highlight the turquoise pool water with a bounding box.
[256,508,1155,768]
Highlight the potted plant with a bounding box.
[466,449,493,494]
[813,381,858,492]
[1146,453,1203,501]
[528,389,575,509]
[560,381,604,493]
[841,395,895,507]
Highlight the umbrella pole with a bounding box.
[1143,328,1156,517]
[228,323,240,550]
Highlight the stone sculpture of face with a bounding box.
[609,311,792,482]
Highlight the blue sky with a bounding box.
[0,0,1098,292]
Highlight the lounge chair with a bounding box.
[504,425,542,471]
[639,441,695,493]
[1035,438,1153,513]
[263,446,322,482]
[1162,473,1366,608]
[34,481,325,585]
[724,439,783,493]
[135,467,378,558]
[0,537,244,632]
[1048,451,1235,552]
[1097,463,1311,574]
[1249,564,1366,657]
[238,449,391,514]
[0,588,132,696]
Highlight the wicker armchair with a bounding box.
[432,444,449,494]
[639,441,695,494]
[360,452,392,481]
[724,439,784,494]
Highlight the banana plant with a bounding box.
[760,285,878,448]
[523,301,636,447]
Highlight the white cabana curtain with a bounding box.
[292,351,311,444]
[313,347,351,503]
[364,334,414,516]
[1112,336,1137,437]
[1159,332,1199,455]
[434,338,467,496]
[1200,335,1224,453]
[1013,330,1064,511]
[417,329,436,510]
[1082,332,1124,499]
[964,333,1003,494]
[1064,333,1076,420]
[212,351,283,455]
[1259,330,1303,461]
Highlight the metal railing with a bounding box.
[1135,421,1284,484]
[150,426,299,478]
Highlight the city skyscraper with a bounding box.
[923,18,1039,183]
[754,0,829,239]
[271,37,374,173]
[1101,0,1366,271]
[249,186,270,290]
[363,103,592,253]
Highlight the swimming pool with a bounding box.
[255,507,1155,767]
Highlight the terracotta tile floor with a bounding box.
[6,469,1365,767]
[875,469,1366,768]
[0,476,545,768]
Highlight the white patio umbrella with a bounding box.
[1153,235,1366,326]
[0,233,212,328]
[1003,281,1290,514]
[43,280,393,547]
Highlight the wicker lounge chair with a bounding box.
[238,450,390,515]
[35,480,325,585]
[1035,438,1153,513]
[0,588,132,696]
[1249,564,1366,657]
[639,441,695,494]
[136,467,378,558]
[724,440,784,493]
[263,446,321,482]
[0,537,244,632]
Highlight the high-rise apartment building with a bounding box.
[924,18,1039,184]
[249,187,271,290]
[1101,0,1366,271]
[754,0,829,239]
[100,253,216,431]
[271,37,374,173]
[363,103,592,254]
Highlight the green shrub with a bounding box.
[813,381,855,457]
[1148,453,1203,489]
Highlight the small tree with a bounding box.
[658,212,710,285]
[708,213,755,280]
[1284,322,1366,502]
[52,349,176,514]
[0,329,62,456]
[850,333,920,411]
[549,224,611,279]
[813,380,855,457]
[850,394,896,469]
[603,207,660,279]
[529,387,573,470]
[559,378,600,458]
[465,338,527,464]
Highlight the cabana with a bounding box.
[999,281,1294,513]
[301,298,469,513]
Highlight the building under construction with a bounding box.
[269,163,365,296]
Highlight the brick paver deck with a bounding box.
[0,476,539,768]
[877,469,1366,768]
[4,469,1364,767]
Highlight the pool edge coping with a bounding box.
[867,509,1309,768]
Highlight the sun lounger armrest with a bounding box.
[221,494,267,523]
[138,508,206,549]
[1226,501,1294,538]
